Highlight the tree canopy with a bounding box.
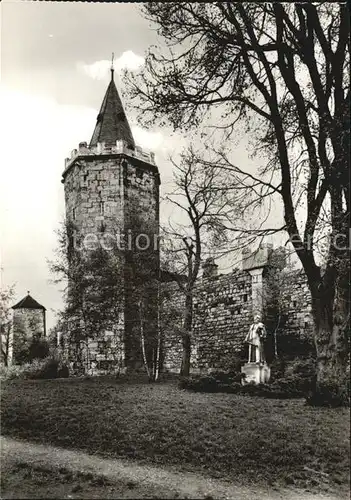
[128,2,350,404]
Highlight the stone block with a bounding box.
[241,362,271,384]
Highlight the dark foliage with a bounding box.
[179,362,317,399]
[269,358,287,381]
[179,371,245,394]
[28,338,50,362]
[2,356,70,381]
[276,336,316,361]
[306,379,350,408]
[15,338,50,365]
[25,357,70,380]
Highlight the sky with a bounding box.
[0,1,284,331]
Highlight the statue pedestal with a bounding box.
[241,362,270,385]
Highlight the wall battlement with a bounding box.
[63,140,156,177]
[242,243,273,271]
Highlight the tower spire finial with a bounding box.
[111,52,115,80]
[89,52,135,149]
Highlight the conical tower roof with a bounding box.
[12,292,46,311]
[89,69,135,149]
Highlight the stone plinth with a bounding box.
[241,362,271,384]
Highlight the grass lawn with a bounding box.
[1,461,183,499]
[1,462,119,499]
[1,376,349,494]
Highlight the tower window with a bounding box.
[99,201,104,215]
[72,208,76,220]
[243,294,248,302]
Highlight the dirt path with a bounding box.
[1,436,346,500]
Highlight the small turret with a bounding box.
[202,257,218,278]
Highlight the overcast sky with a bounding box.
[0,1,283,330]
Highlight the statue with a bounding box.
[245,313,267,363]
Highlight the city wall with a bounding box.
[162,245,314,373]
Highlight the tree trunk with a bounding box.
[180,293,192,377]
[310,279,350,406]
[139,300,151,380]
[180,332,191,377]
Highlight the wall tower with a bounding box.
[62,68,160,373]
[10,292,46,365]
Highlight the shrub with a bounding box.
[13,337,51,365]
[306,377,350,408]
[263,380,302,398]
[28,338,50,362]
[193,375,218,392]
[179,371,245,393]
[0,360,45,381]
[209,370,245,384]
[0,363,25,381]
[228,382,243,394]
[0,355,69,381]
[57,363,70,378]
[240,381,260,396]
[34,357,60,379]
[269,357,316,394]
[179,370,313,399]
[269,358,287,381]
[213,350,248,373]
[237,380,303,399]
[286,357,316,378]
[178,358,319,399]
[38,355,70,379]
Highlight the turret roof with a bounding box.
[89,69,135,149]
[12,292,46,311]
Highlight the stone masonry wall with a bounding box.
[64,156,125,237]
[63,147,160,373]
[13,309,45,338]
[122,156,160,371]
[275,269,314,358]
[161,281,184,373]
[162,265,314,373]
[162,270,252,373]
[193,270,252,370]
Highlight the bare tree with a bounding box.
[129,3,350,403]
[162,147,237,376]
[0,285,15,366]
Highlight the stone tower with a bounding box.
[10,292,46,365]
[61,68,160,373]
